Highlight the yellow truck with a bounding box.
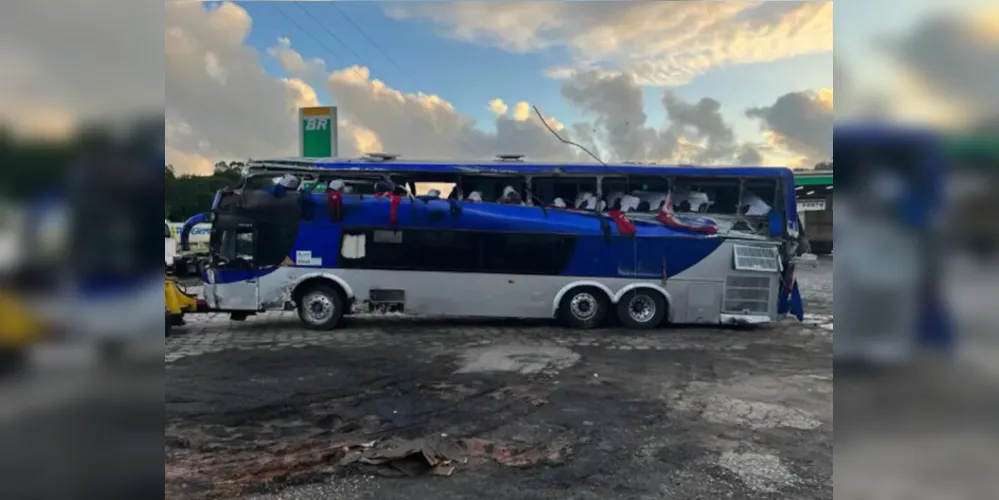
[0,290,48,374]
[165,275,216,335]
[0,206,49,374]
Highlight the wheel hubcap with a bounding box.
[628,295,656,323]
[570,293,598,320]
[305,293,334,324]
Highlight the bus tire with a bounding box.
[616,289,667,330]
[558,287,608,329]
[297,283,345,331]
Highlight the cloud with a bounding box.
[267,37,326,78]
[164,2,581,175]
[559,70,761,165]
[746,89,833,166]
[737,144,764,166]
[661,91,738,162]
[511,102,531,122]
[387,1,832,86]
[324,66,578,161]
[0,0,163,137]
[159,2,808,174]
[166,1,324,174]
[560,71,674,161]
[487,98,508,116]
[486,99,557,126]
[888,11,999,121]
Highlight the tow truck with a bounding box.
[164,275,214,336]
[0,201,58,375]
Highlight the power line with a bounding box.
[269,2,352,76]
[290,1,373,74]
[268,1,429,153]
[324,2,424,91]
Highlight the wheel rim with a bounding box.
[569,292,598,320]
[304,293,335,324]
[627,295,657,323]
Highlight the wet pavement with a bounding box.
[166,259,833,499]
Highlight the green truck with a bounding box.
[790,131,998,258]
[795,171,833,254]
[945,132,999,258]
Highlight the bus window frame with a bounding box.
[529,175,601,209]
[210,214,258,270]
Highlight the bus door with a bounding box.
[207,215,259,311]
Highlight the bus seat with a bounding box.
[605,191,625,210]
[576,192,599,210]
[689,192,711,212]
[619,195,640,212]
[277,174,301,190]
[499,185,523,204]
[552,197,567,208]
[741,194,772,216]
[631,191,668,211]
[467,191,483,202]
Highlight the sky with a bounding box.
[1,1,995,177]
[165,0,835,174]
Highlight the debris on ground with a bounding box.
[168,429,575,498]
[339,435,467,477]
[462,435,572,468]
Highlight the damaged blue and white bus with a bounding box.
[200,156,809,330]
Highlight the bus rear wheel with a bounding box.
[559,287,608,329]
[297,283,345,331]
[616,290,666,330]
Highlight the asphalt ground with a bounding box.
[166,260,833,500]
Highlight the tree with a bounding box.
[165,164,239,221]
[813,159,833,171]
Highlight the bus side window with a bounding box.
[672,177,740,214]
[532,177,598,208]
[742,179,779,216]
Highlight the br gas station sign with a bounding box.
[299,106,338,157]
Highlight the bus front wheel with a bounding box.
[297,283,345,331]
[616,290,666,330]
[559,287,608,329]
